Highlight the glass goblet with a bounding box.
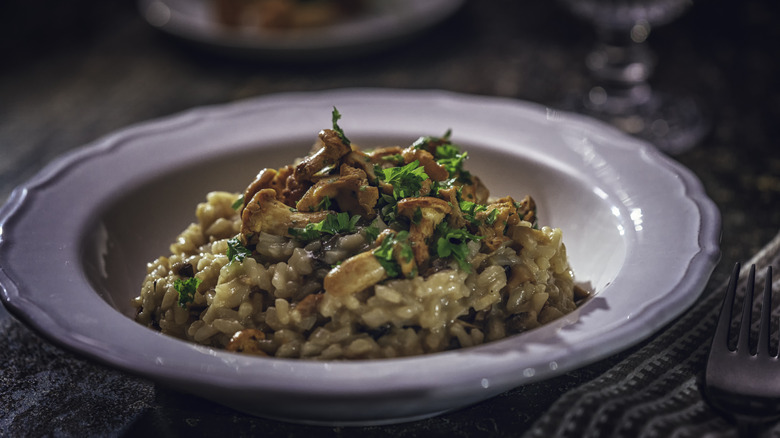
[559,0,708,154]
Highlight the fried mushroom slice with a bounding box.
[242,165,295,210]
[323,229,418,296]
[241,188,331,237]
[367,146,404,167]
[226,329,268,356]
[459,174,490,204]
[514,195,537,225]
[294,129,351,182]
[401,147,449,182]
[294,292,324,317]
[436,186,467,229]
[343,149,379,182]
[396,197,452,266]
[476,197,521,251]
[295,164,379,218]
[323,250,388,296]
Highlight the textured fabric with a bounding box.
[0,318,154,436]
[524,229,780,438]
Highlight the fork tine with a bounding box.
[757,266,774,357]
[713,262,741,352]
[737,264,756,354]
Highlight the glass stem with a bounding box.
[584,23,657,115]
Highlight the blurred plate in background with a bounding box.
[137,0,466,60]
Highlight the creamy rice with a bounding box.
[134,118,582,359]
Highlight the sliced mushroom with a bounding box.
[242,165,295,210]
[295,292,324,317]
[323,250,388,296]
[436,186,467,229]
[410,134,451,155]
[401,147,449,182]
[459,174,490,204]
[280,167,311,207]
[367,146,404,167]
[295,164,379,218]
[225,329,268,356]
[294,129,351,182]
[396,196,452,266]
[476,198,519,251]
[243,168,276,208]
[507,263,534,288]
[241,188,331,237]
[514,195,537,224]
[343,149,379,182]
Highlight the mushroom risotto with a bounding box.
[134,109,586,359]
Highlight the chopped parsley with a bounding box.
[319,212,361,235]
[373,231,413,278]
[434,222,482,272]
[412,207,423,225]
[433,143,471,183]
[436,144,469,175]
[227,237,252,263]
[485,208,499,225]
[331,107,351,146]
[459,201,500,227]
[174,277,202,308]
[289,212,361,242]
[460,200,488,226]
[231,195,244,210]
[376,193,400,226]
[381,154,405,164]
[288,225,321,242]
[314,196,332,211]
[363,222,380,242]
[411,129,452,150]
[376,160,429,200]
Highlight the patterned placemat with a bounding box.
[524,228,780,438]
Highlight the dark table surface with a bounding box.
[1,0,779,436]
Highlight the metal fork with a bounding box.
[705,262,779,435]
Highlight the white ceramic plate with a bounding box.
[0,89,720,425]
[137,0,465,60]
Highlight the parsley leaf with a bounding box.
[436,148,467,174]
[227,237,252,263]
[376,193,400,226]
[434,143,472,183]
[459,200,487,226]
[331,107,351,146]
[174,277,202,308]
[289,212,361,242]
[321,212,361,235]
[434,222,482,272]
[434,143,461,159]
[381,154,405,164]
[288,226,321,242]
[314,196,332,211]
[372,231,413,278]
[412,207,423,225]
[377,160,429,199]
[411,129,452,151]
[231,195,244,211]
[363,222,380,242]
[485,208,499,225]
[373,234,400,278]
